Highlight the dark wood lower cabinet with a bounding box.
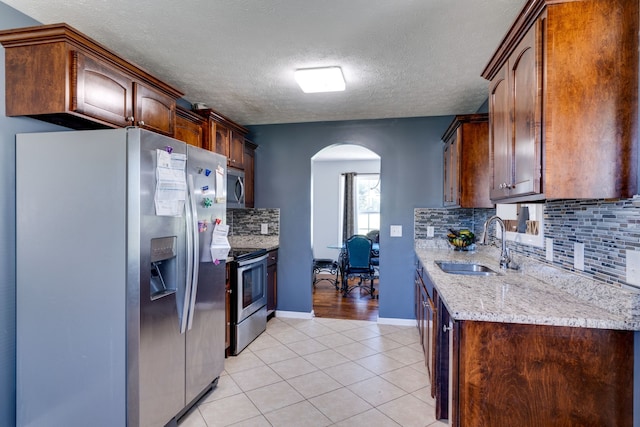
[434,291,449,420]
[266,249,278,318]
[438,316,633,427]
[415,261,437,399]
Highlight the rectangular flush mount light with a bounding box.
[295,67,345,93]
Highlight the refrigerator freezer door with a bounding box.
[16,129,129,427]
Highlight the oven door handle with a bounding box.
[237,253,268,267]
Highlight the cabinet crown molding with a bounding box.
[0,22,184,99]
[481,0,557,80]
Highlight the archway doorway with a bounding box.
[310,144,381,320]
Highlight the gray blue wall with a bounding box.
[0,4,69,425]
[248,117,452,319]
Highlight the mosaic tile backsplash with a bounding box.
[414,208,496,241]
[227,208,280,236]
[415,196,640,288]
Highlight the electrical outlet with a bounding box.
[260,223,268,235]
[574,242,584,271]
[390,225,402,237]
[545,238,554,262]
[627,250,640,286]
[427,226,435,238]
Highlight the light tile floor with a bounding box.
[178,317,448,427]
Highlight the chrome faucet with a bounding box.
[482,215,515,269]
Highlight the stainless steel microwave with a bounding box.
[227,168,245,209]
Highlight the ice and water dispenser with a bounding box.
[150,236,178,300]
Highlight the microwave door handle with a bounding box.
[234,178,243,203]
[238,176,245,202]
[186,174,200,331]
[180,175,195,334]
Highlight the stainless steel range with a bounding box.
[230,249,268,355]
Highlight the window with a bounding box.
[355,174,380,235]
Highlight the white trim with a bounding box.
[377,317,416,326]
[274,312,416,325]
[275,310,314,320]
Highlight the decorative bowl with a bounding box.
[447,229,475,250]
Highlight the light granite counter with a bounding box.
[224,236,279,262]
[228,235,280,252]
[415,240,640,331]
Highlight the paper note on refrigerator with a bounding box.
[155,150,187,216]
[210,223,231,262]
[215,166,225,203]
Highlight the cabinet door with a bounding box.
[175,108,204,148]
[74,51,133,128]
[422,288,430,374]
[510,26,541,197]
[244,142,255,208]
[443,133,458,206]
[267,250,278,314]
[213,122,230,157]
[426,295,435,397]
[229,132,245,169]
[489,64,511,200]
[134,83,175,136]
[435,290,450,421]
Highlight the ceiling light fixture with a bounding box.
[294,67,346,93]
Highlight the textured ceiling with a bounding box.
[1,0,525,126]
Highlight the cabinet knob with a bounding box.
[137,120,145,126]
[126,116,134,122]
[443,324,452,333]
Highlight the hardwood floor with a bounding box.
[312,274,378,321]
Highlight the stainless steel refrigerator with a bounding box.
[15,128,228,427]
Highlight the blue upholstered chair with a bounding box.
[341,235,376,298]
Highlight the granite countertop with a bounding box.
[225,235,280,262]
[228,235,280,252]
[415,240,640,331]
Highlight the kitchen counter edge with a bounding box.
[415,240,640,331]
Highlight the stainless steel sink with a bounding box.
[435,261,499,276]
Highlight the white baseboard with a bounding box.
[377,317,416,326]
[274,310,314,320]
[274,311,415,326]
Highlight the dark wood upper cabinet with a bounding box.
[229,131,245,169]
[442,114,493,208]
[134,83,175,136]
[488,26,540,201]
[213,121,230,157]
[0,23,182,133]
[482,0,639,202]
[74,51,134,128]
[174,106,205,148]
[197,108,248,168]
